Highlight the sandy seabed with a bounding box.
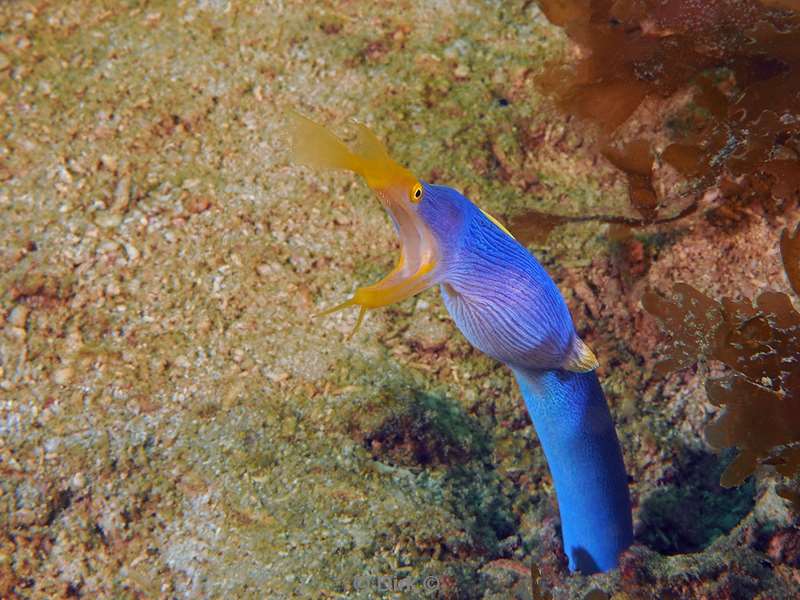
[1,1,798,598]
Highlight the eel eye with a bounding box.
[410,182,424,203]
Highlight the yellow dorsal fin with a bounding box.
[480,208,515,239]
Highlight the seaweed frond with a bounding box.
[531,0,800,225]
[642,226,800,507]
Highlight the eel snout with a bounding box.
[287,111,441,335]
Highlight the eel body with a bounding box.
[287,114,633,574]
[513,368,633,573]
[437,198,633,573]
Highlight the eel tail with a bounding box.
[513,366,633,574]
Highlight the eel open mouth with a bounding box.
[286,111,440,334]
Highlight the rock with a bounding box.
[53,367,73,385]
[100,154,118,171]
[7,305,29,328]
[111,174,131,212]
[186,196,212,214]
[12,509,37,527]
[95,211,122,229]
[70,472,87,490]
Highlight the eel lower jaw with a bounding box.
[318,189,441,335]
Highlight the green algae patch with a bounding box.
[638,449,756,555]
[161,353,514,598]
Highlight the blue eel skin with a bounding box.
[417,182,634,574]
